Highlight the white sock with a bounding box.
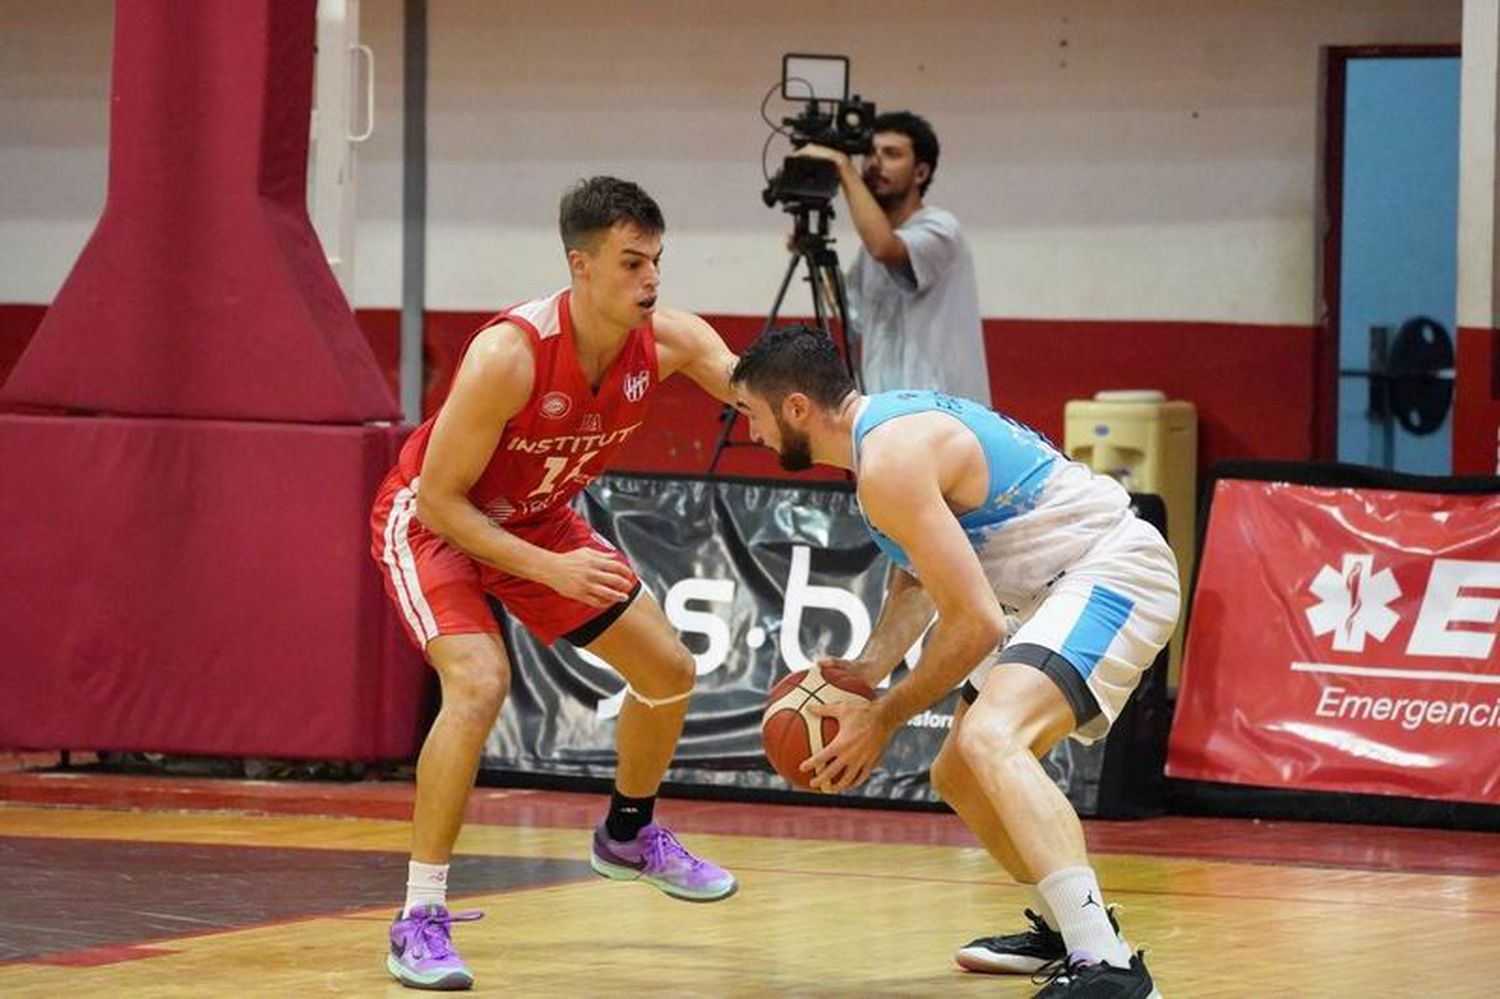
[1024,882,1059,930]
[1036,866,1130,968]
[404,860,449,916]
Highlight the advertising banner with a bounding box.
[484,474,1168,814]
[1168,479,1500,804]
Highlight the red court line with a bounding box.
[0,842,597,969]
[23,945,177,967]
[0,886,594,969]
[4,772,1499,878]
[724,863,1500,917]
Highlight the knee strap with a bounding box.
[625,686,693,708]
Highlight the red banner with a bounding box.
[1168,480,1500,804]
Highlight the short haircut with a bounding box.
[730,325,856,408]
[873,111,940,195]
[558,176,665,253]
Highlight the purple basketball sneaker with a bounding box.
[387,903,483,990]
[590,822,738,902]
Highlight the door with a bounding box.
[1333,54,1459,474]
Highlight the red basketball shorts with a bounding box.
[370,473,638,648]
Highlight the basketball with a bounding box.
[761,663,876,789]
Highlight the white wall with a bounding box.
[1,0,1461,324]
[1458,0,1498,328]
[0,1,112,305]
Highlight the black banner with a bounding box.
[483,473,1169,816]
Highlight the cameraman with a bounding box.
[795,112,990,406]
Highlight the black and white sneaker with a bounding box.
[955,906,1121,975]
[1031,951,1160,998]
[955,908,1064,974]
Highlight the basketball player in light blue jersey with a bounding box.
[729,326,1176,999]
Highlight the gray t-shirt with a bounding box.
[846,205,990,406]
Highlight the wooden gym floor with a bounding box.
[1,770,1498,997]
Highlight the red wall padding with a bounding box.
[0,1,397,424]
[0,414,426,758]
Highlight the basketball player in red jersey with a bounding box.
[371,177,739,990]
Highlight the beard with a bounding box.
[865,171,912,211]
[775,420,814,472]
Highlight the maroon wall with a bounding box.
[350,308,1323,476]
[1455,326,1500,475]
[985,319,1321,468]
[0,305,46,395]
[4,304,1324,474]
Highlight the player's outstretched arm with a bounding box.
[416,323,632,607]
[823,565,935,687]
[652,307,739,404]
[804,442,1005,792]
[861,460,1006,732]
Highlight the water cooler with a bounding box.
[1064,390,1197,682]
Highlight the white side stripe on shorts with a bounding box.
[382,480,439,644]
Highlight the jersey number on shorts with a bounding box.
[529,450,600,497]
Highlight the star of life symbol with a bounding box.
[1305,554,1402,652]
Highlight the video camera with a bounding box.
[762,54,876,210]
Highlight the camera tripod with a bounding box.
[707,203,863,473]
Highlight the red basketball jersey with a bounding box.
[393,288,659,525]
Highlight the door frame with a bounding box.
[1316,44,1460,460]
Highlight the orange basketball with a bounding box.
[761,663,876,789]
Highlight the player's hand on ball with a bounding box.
[802,700,893,793]
[546,548,634,607]
[815,656,885,691]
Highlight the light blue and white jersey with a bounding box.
[851,390,1132,609]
